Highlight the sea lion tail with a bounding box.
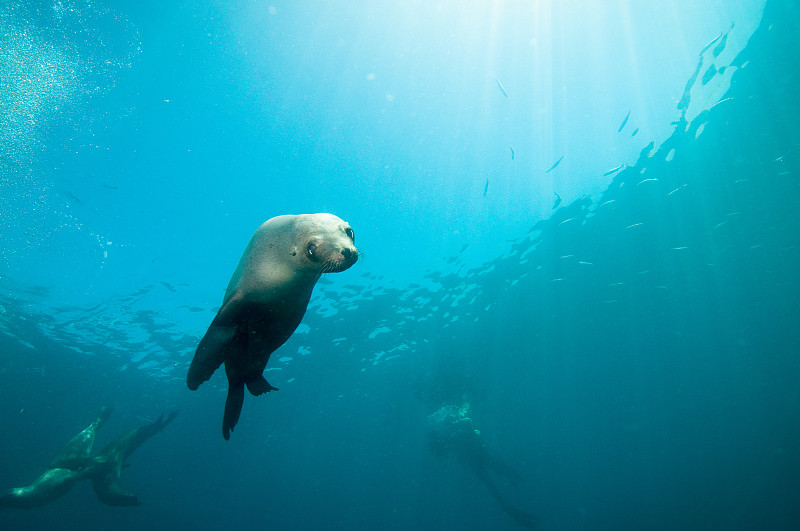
[222,382,245,440]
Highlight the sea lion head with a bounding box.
[293,213,358,274]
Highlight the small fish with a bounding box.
[545,155,564,173]
[558,217,573,225]
[598,199,616,207]
[631,128,639,137]
[710,97,734,110]
[667,184,687,195]
[700,32,723,55]
[625,223,643,229]
[63,191,85,205]
[483,178,489,197]
[552,192,562,209]
[509,146,515,160]
[618,110,631,132]
[603,164,625,177]
[636,178,659,186]
[495,77,509,98]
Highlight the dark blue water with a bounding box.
[1,1,799,529]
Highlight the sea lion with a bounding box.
[0,407,112,509]
[0,408,177,509]
[186,213,358,440]
[428,404,539,530]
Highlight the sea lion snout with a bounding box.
[341,247,357,261]
[331,245,358,271]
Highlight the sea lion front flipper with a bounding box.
[92,478,141,507]
[245,375,279,396]
[222,382,245,440]
[187,298,243,391]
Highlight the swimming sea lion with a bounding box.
[428,404,539,530]
[186,213,358,440]
[0,408,177,509]
[0,407,112,509]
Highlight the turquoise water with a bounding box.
[1,1,798,529]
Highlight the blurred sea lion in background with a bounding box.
[429,403,539,530]
[0,408,177,509]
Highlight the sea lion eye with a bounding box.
[345,228,354,242]
[307,243,317,257]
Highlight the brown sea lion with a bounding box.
[186,213,358,439]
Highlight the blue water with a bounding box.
[1,0,799,529]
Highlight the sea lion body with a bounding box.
[187,213,358,439]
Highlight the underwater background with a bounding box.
[1,0,798,529]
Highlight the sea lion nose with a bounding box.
[341,247,358,261]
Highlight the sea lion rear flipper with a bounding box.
[245,375,279,396]
[160,410,179,428]
[222,382,245,440]
[187,299,243,391]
